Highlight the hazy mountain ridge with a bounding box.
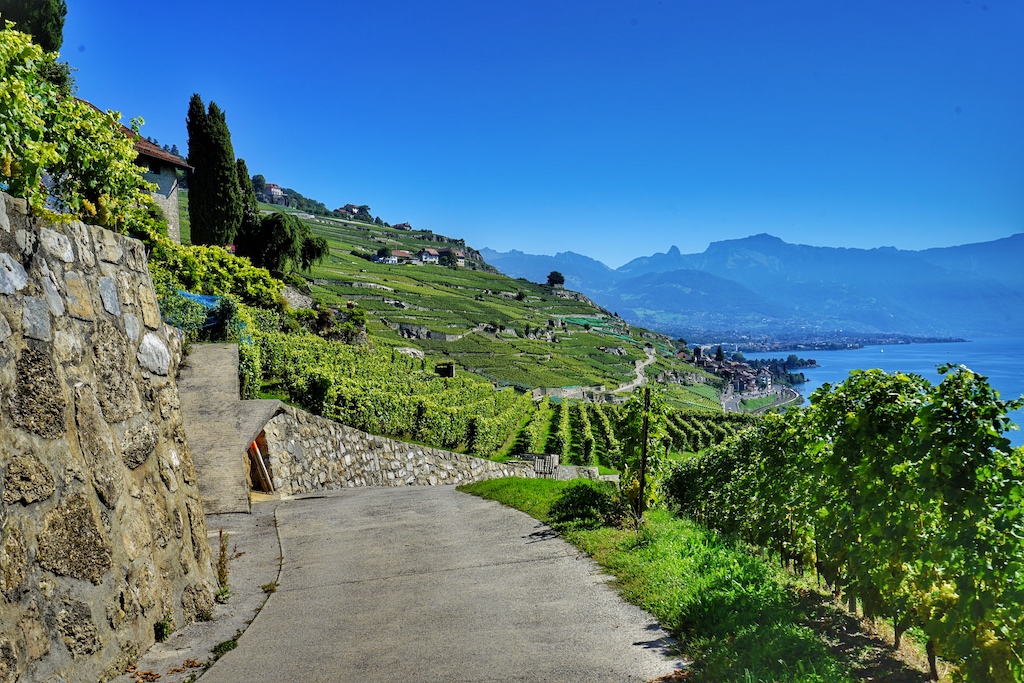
[483,234,1024,338]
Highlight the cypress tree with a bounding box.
[186,95,242,246]
[0,0,67,52]
[234,158,262,257]
[185,95,211,244]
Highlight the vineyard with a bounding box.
[242,314,754,465]
[666,367,1024,681]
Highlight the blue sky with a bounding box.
[61,0,1023,267]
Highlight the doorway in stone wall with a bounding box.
[247,432,274,493]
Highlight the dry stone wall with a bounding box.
[0,193,215,683]
[261,407,538,495]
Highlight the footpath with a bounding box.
[117,488,679,683]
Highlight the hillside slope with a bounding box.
[264,207,720,407]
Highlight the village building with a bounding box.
[417,248,440,264]
[438,246,466,266]
[393,222,412,230]
[130,133,192,243]
[263,183,287,204]
[391,249,414,263]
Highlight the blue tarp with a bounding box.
[163,290,251,343]
[176,290,222,309]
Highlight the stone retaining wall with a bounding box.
[261,407,538,495]
[0,193,215,682]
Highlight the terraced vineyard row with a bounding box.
[258,330,532,457]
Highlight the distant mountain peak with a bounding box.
[667,245,681,257]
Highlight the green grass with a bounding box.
[740,394,777,412]
[459,478,857,683]
[178,188,191,244]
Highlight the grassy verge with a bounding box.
[459,478,931,683]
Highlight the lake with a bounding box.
[743,337,1024,447]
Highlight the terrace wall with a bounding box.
[0,193,215,682]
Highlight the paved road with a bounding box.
[202,487,679,683]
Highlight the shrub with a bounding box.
[548,480,624,530]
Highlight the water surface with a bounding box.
[743,337,1024,446]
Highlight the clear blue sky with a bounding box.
[62,0,1023,267]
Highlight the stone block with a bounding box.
[54,330,83,364]
[92,320,138,422]
[92,226,123,263]
[63,270,95,320]
[37,492,112,583]
[140,280,161,327]
[39,260,65,316]
[119,423,157,469]
[68,220,94,266]
[40,228,74,263]
[73,384,124,509]
[137,332,170,376]
[0,636,18,683]
[11,347,66,438]
[0,524,27,596]
[0,253,28,294]
[22,296,51,340]
[98,276,120,315]
[124,312,140,342]
[19,612,49,661]
[2,455,56,505]
[57,600,101,658]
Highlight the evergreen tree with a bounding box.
[0,0,67,52]
[186,94,242,245]
[236,158,260,226]
[234,158,263,258]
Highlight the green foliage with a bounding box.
[157,290,207,342]
[548,480,624,530]
[186,94,242,245]
[299,233,329,271]
[236,211,326,273]
[236,157,261,242]
[211,637,238,659]
[258,330,533,458]
[147,237,283,308]
[0,0,66,52]
[547,400,572,461]
[616,388,670,517]
[546,270,565,287]
[0,25,155,230]
[154,612,174,643]
[669,366,1024,681]
[527,396,553,453]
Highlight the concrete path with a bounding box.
[202,487,680,683]
[178,343,282,513]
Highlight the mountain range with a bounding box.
[481,233,1024,340]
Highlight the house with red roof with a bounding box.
[391,250,414,263]
[417,248,440,264]
[128,128,192,243]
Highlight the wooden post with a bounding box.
[636,387,650,520]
